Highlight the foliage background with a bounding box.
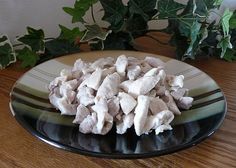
[1,0,236,69]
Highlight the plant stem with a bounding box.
[45,37,56,41]
[13,43,23,47]
[91,5,96,23]
[144,34,168,45]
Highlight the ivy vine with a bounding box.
[1,0,236,69]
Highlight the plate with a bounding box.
[9,51,227,159]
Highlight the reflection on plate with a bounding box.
[9,51,226,158]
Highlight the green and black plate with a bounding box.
[9,51,227,159]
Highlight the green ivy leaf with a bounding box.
[169,33,189,60]
[42,39,80,63]
[223,49,236,62]
[229,11,236,29]
[217,35,233,58]
[128,0,157,21]
[90,32,133,50]
[184,21,202,59]
[221,9,233,36]
[80,24,112,42]
[17,27,45,53]
[158,0,185,19]
[213,0,223,7]
[177,0,197,37]
[100,0,128,31]
[0,35,16,69]
[58,25,83,43]
[63,0,98,23]
[16,47,39,68]
[126,14,148,38]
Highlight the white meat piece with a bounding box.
[115,55,128,76]
[155,124,172,135]
[128,76,160,97]
[84,68,102,90]
[171,88,189,100]
[143,110,174,134]
[107,97,120,117]
[78,73,91,89]
[162,91,181,115]
[118,92,137,115]
[61,79,78,90]
[102,67,116,78]
[134,95,150,136]
[144,68,159,77]
[59,85,76,104]
[128,56,143,65]
[48,76,67,91]
[116,113,135,134]
[120,80,133,92]
[79,112,97,134]
[60,69,82,80]
[96,72,120,99]
[157,110,174,125]
[143,115,161,134]
[77,86,95,106]
[60,69,72,79]
[177,97,193,110]
[91,98,113,134]
[91,57,114,70]
[140,62,152,73]
[49,95,77,115]
[127,65,141,80]
[72,59,88,72]
[157,69,166,85]
[73,105,90,124]
[145,56,165,68]
[155,84,166,96]
[168,75,184,91]
[149,97,168,115]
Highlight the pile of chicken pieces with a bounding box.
[49,55,193,136]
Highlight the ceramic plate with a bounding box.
[9,51,227,159]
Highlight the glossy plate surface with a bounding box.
[9,51,227,159]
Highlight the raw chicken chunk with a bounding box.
[107,96,120,117]
[177,97,194,110]
[116,113,135,134]
[145,56,165,68]
[127,65,141,80]
[73,105,90,124]
[162,91,181,115]
[79,112,97,134]
[91,57,114,70]
[48,76,67,91]
[115,55,128,76]
[143,110,174,134]
[168,75,184,91]
[91,98,113,134]
[134,95,150,136]
[118,92,137,115]
[120,80,133,92]
[77,86,95,106]
[96,72,120,99]
[49,95,77,115]
[84,68,102,90]
[149,97,168,115]
[128,76,160,97]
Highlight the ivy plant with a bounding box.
[1,0,236,69]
